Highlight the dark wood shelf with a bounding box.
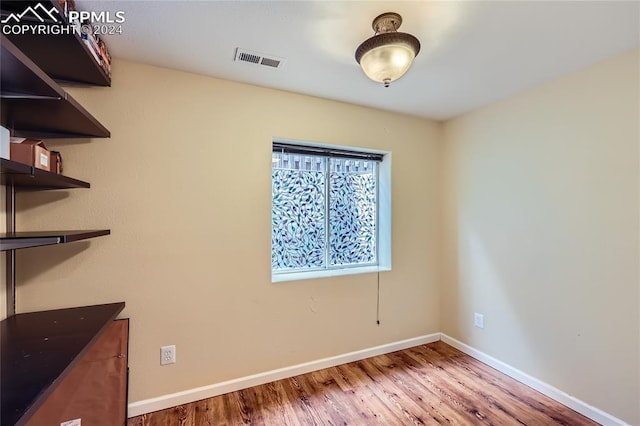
[1,1,111,86]
[0,302,125,426]
[2,96,111,139]
[0,229,110,251]
[0,35,110,138]
[1,158,90,190]
[0,30,62,100]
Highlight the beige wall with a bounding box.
[15,60,442,402]
[441,48,639,424]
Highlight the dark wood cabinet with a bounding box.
[25,319,129,426]
[1,304,127,426]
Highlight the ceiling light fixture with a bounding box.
[355,12,420,88]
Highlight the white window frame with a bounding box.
[271,138,391,283]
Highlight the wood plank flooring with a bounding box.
[128,341,597,425]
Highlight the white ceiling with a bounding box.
[78,1,640,120]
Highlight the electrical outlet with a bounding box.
[474,313,484,329]
[160,345,176,365]
[61,419,81,426]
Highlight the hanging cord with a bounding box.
[376,269,381,325]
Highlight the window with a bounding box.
[272,141,389,280]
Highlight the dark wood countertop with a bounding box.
[1,302,125,426]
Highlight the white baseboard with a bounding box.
[440,334,629,426]
[129,333,627,425]
[128,333,441,417]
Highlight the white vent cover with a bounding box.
[234,48,285,69]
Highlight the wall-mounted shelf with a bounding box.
[1,8,124,423]
[0,8,128,426]
[0,1,111,86]
[1,158,90,190]
[0,302,125,426]
[0,35,110,138]
[2,97,111,139]
[0,31,61,100]
[0,230,110,251]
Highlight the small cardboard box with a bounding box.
[10,139,51,171]
[51,150,63,174]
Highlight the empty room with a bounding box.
[0,1,638,425]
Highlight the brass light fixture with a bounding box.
[355,12,421,87]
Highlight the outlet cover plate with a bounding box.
[474,313,484,329]
[160,345,176,365]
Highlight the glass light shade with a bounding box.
[359,43,415,85]
[355,31,420,87]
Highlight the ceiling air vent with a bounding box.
[234,48,285,69]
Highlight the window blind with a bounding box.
[272,142,384,162]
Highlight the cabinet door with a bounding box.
[26,319,129,426]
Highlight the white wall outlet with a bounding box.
[61,419,81,426]
[160,345,176,365]
[474,313,484,329]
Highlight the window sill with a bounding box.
[272,265,391,283]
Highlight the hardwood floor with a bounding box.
[128,341,596,425]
